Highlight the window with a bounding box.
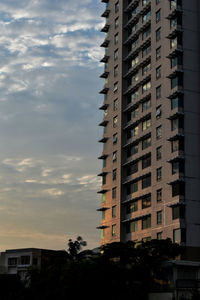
[127,107,139,121]
[171,74,183,89]
[142,195,151,209]
[21,256,31,265]
[113,169,117,180]
[171,140,179,152]
[114,82,118,92]
[8,257,18,266]
[172,161,179,174]
[101,228,105,238]
[130,90,139,103]
[142,118,151,131]
[127,144,138,157]
[157,167,162,181]
[126,201,138,214]
[102,210,105,220]
[126,220,138,233]
[127,181,138,195]
[156,126,162,140]
[142,0,150,5]
[102,174,106,185]
[172,182,185,197]
[142,44,151,58]
[142,80,151,93]
[157,211,162,225]
[170,17,177,29]
[173,228,181,244]
[127,126,139,139]
[127,162,138,176]
[142,155,151,169]
[142,10,151,23]
[142,26,151,40]
[171,96,183,109]
[142,215,151,229]
[156,106,162,119]
[114,99,118,111]
[171,55,183,68]
[156,47,161,60]
[131,55,139,68]
[113,133,118,144]
[156,65,161,79]
[142,175,151,189]
[157,189,162,202]
[112,206,117,218]
[157,232,162,240]
[142,136,151,150]
[114,65,118,76]
[142,99,151,112]
[156,9,161,23]
[131,38,139,50]
[156,28,161,42]
[114,49,118,60]
[113,116,118,128]
[114,33,119,44]
[112,224,116,236]
[156,146,162,160]
[132,71,139,84]
[112,187,117,198]
[156,85,161,99]
[115,17,119,28]
[115,2,119,13]
[172,205,185,220]
[170,37,177,48]
[102,193,106,202]
[113,151,117,162]
[103,158,106,168]
[142,62,151,75]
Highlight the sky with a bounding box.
[0,0,105,251]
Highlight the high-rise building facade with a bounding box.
[97,0,200,248]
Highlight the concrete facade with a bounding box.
[98,0,200,246]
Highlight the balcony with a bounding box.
[124,0,139,13]
[101,24,110,33]
[124,55,151,79]
[123,131,151,149]
[100,37,109,48]
[101,0,109,3]
[99,85,109,94]
[123,74,151,96]
[124,37,151,62]
[98,137,108,143]
[101,9,110,18]
[124,20,151,45]
[124,112,151,131]
[124,93,151,113]
[100,54,109,63]
[99,103,109,110]
[100,70,109,79]
[167,6,183,20]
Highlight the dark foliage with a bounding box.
[0,237,182,300]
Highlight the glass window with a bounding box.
[156,105,162,119]
[131,55,139,68]
[170,37,177,48]
[142,195,151,209]
[112,168,117,180]
[114,33,119,44]
[172,205,185,220]
[102,210,105,220]
[112,224,116,236]
[142,136,151,150]
[115,2,119,13]
[173,228,181,244]
[115,17,119,28]
[114,65,118,76]
[127,107,139,122]
[142,26,151,40]
[156,146,162,160]
[142,80,151,93]
[157,167,162,181]
[156,47,161,60]
[156,126,162,139]
[126,220,138,233]
[142,175,151,189]
[142,10,151,23]
[142,62,151,75]
[113,151,117,162]
[112,206,117,218]
[172,182,185,197]
[171,118,178,131]
[156,9,161,23]
[113,133,118,144]
[126,201,138,214]
[113,116,118,127]
[142,99,151,112]
[112,187,117,198]
[114,99,118,111]
[157,211,162,225]
[142,215,151,229]
[172,140,179,152]
[157,232,162,240]
[131,90,139,103]
[172,161,179,174]
[156,28,161,42]
[127,181,138,195]
[101,228,105,238]
[142,155,151,169]
[114,82,118,92]
[127,162,138,176]
[156,85,161,99]
[114,49,118,60]
[156,65,161,79]
[142,118,151,131]
[127,144,138,157]
[157,189,162,202]
[142,44,151,58]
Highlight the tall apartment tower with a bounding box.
[97,0,200,250]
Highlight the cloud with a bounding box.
[43,188,64,197]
